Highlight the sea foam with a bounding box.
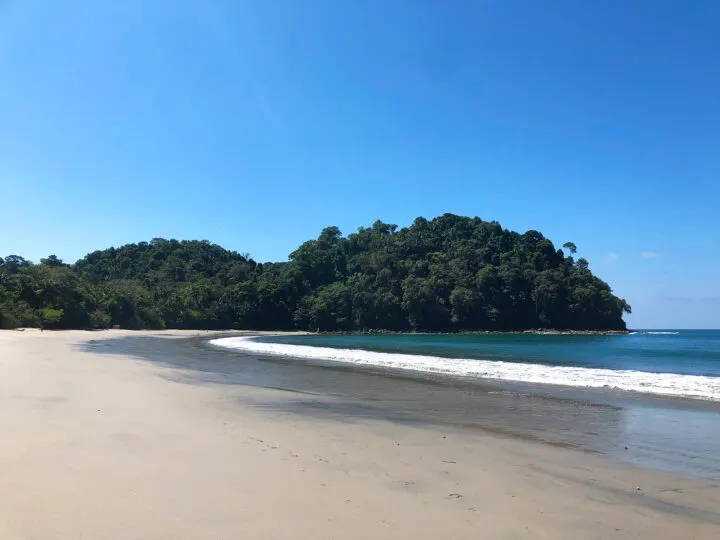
[210,336,720,401]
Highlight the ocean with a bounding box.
[212,330,720,401]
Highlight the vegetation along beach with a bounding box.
[0,215,631,333]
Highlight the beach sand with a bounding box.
[1,330,719,539]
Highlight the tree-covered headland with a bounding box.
[0,214,630,332]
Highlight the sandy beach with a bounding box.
[1,330,719,539]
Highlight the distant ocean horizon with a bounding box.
[211,330,720,401]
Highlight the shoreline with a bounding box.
[211,333,720,404]
[105,332,720,477]
[327,328,632,336]
[5,327,632,336]
[2,330,719,538]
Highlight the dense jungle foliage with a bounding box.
[0,214,630,331]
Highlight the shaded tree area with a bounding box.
[0,215,631,331]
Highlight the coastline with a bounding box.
[5,326,631,336]
[211,332,720,404]
[1,329,719,539]
[317,329,631,336]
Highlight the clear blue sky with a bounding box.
[1,1,718,328]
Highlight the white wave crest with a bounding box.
[643,331,680,335]
[210,337,720,401]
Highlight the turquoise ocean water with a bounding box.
[215,330,720,401]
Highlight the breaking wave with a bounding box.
[210,336,719,401]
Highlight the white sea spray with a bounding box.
[210,336,720,401]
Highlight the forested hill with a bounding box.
[0,214,631,331]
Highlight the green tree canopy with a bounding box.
[0,214,631,331]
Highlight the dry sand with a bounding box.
[1,329,719,539]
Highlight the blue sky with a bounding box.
[1,0,718,328]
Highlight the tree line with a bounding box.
[0,214,631,331]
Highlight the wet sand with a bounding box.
[1,329,719,539]
[109,331,720,480]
